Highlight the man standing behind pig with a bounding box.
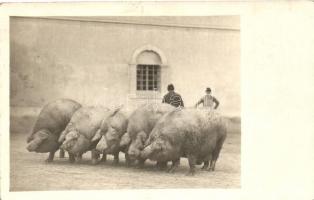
[195,87,219,110]
[162,84,184,108]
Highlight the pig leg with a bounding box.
[208,136,225,171]
[59,149,65,158]
[186,155,197,176]
[45,151,56,163]
[69,153,75,163]
[136,158,145,168]
[91,149,100,165]
[208,160,216,171]
[125,153,131,166]
[167,158,180,173]
[113,152,119,165]
[100,154,107,163]
[75,153,83,163]
[156,161,167,170]
[201,161,209,170]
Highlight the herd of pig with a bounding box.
[26,99,227,175]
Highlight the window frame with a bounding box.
[136,64,161,92]
[128,45,169,100]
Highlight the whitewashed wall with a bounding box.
[10,16,240,116]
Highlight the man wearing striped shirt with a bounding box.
[195,87,219,110]
[162,84,184,108]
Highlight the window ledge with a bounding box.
[128,91,162,99]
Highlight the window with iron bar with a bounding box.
[136,64,161,91]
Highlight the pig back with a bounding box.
[107,112,128,137]
[127,103,175,139]
[32,99,82,136]
[179,109,227,156]
[69,106,111,140]
[150,109,225,150]
[150,109,200,145]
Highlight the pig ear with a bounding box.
[144,137,151,147]
[124,132,131,141]
[68,130,79,139]
[91,129,102,142]
[37,130,50,140]
[27,135,33,143]
[110,105,124,117]
[100,119,109,132]
[138,131,148,143]
[58,130,67,143]
[155,142,162,151]
[120,132,131,146]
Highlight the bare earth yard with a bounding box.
[10,115,241,191]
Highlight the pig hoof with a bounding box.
[158,165,167,171]
[186,171,195,176]
[76,159,82,164]
[91,159,99,165]
[135,165,143,169]
[113,161,119,165]
[207,167,214,172]
[59,152,65,158]
[45,159,53,163]
[167,168,175,173]
[201,166,208,171]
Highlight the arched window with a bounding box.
[136,51,161,91]
[128,45,169,99]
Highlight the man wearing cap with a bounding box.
[162,84,184,107]
[195,87,219,110]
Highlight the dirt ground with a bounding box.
[10,116,241,191]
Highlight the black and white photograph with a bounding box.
[1,1,314,200]
[9,16,240,190]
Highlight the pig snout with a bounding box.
[128,146,141,160]
[140,144,153,159]
[120,132,131,147]
[26,135,33,143]
[60,142,68,151]
[95,136,108,153]
[26,141,39,152]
